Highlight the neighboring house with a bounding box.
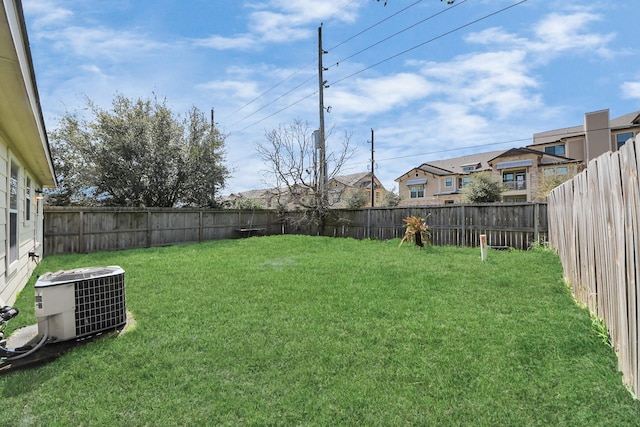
[530,109,640,164]
[225,185,311,210]
[225,189,280,209]
[487,148,581,203]
[395,151,503,206]
[227,172,386,210]
[328,172,385,208]
[396,109,640,206]
[0,0,57,306]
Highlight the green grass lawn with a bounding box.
[2,235,639,426]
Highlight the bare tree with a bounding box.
[256,119,355,231]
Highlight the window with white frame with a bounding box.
[410,185,424,198]
[502,169,526,190]
[35,188,43,246]
[9,162,19,265]
[543,166,569,176]
[445,177,453,187]
[458,176,472,188]
[25,176,31,222]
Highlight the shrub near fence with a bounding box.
[548,138,640,398]
[44,203,547,255]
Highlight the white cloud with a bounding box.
[330,73,433,116]
[46,26,169,61]
[248,11,312,43]
[198,0,361,49]
[267,0,360,23]
[80,64,104,76]
[22,0,72,29]
[193,34,257,50]
[621,81,640,99]
[530,12,615,58]
[197,80,261,100]
[420,50,540,118]
[466,11,616,62]
[465,27,527,47]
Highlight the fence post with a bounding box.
[78,210,84,254]
[461,204,466,247]
[534,202,540,244]
[146,211,152,248]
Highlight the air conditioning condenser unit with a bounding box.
[34,266,126,342]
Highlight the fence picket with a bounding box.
[44,203,547,255]
[549,139,640,398]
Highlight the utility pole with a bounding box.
[370,128,375,208]
[317,26,328,206]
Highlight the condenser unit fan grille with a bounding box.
[75,272,126,337]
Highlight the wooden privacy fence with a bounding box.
[43,207,282,255]
[284,204,547,249]
[44,203,547,256]
[548,139,639,398]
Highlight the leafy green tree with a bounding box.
[343,188,369,209]
[461,172,504,203]
[47,95,229,207]
[535,170,576,201]
[380,188,400,207]
[181,107,230,207]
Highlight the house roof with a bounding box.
[395,150,505,181]
[331,172,372,187]
[611,110,640,129]
[0,0,56,187]
[532,110,640,146]
[423,150,505,175]
[489,147,579,166]
[238,189,272,199]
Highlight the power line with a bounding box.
[345,120,625,169]
[348,137,531,167]
[328,0,468,69]
[325,0,424,52]
[224,0,428,128]
[227,74,317,130]
[234,91,318,134]
[223,0,368,125]
[330,0,527,87]
[228,1,528,134]
[222,61,316,121]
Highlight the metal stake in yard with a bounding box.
[480,234,488,261]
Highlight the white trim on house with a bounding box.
[0,0,56,306]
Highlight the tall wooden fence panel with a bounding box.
[548,139,639,398]
[323,203,547,248]
[43,207,276,255]
[45,203,546,256]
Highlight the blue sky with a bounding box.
[23,0,640,194]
